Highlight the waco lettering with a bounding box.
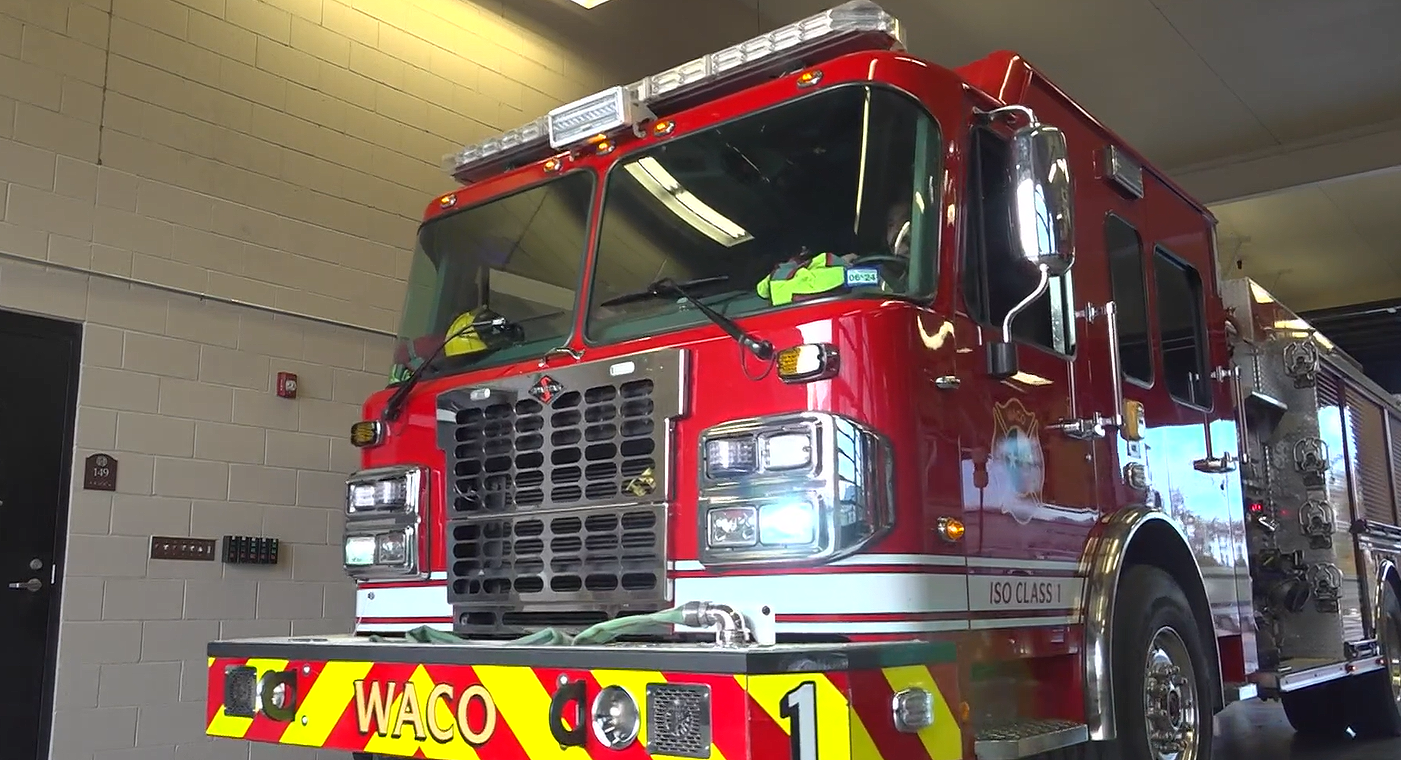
[353,679,498,744]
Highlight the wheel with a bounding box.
[1350,581,1401,738]
[1280,681,1349,736]
[1106,565,1215,760]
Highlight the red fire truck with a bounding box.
[204,2,1401,758]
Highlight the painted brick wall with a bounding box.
[0,0,764,758]
[0,256,391,758]
[0,0,763,333]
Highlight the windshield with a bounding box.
[390,171,594,383]
[586,84,942,343]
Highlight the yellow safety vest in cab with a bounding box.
[756,253,886,306]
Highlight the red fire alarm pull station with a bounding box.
[276,372,298,399]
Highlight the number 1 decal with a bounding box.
[780,681,818,760]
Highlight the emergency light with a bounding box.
[442,0,905,184]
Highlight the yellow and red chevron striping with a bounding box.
[207,656,964,760]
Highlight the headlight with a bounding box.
[705,437,757,477]
[762,433,812,470]
[344,465,427,580]
[697,413,893,566]
[350,479,407,510]
[344,527,416,575]
[344,536,376,566]
[346,466,425,515]
[707,506,758,547]
[376,532,408,564]
[758,500,816,545]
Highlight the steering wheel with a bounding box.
[850,254,909,275]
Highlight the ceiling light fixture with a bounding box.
[568,0,614,7]
[625,157,752,247]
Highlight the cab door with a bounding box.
[1139,175,1246,636]
[954,126,1101,573]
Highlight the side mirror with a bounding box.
[987,119,1076,379]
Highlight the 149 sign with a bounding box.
[83,453,118,491]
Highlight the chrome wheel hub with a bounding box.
[1143,627,1199,760]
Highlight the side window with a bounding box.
[962,128,1076,355]
[1105,215,1151,384]
[1153,247,1209,406]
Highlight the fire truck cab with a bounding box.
[205,2,1401,759]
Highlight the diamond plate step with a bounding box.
[974,719,1088,760]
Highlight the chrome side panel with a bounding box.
[1080,507,1213,741]
[1222,278,1372,667]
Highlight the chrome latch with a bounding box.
[1051,413,1111,440]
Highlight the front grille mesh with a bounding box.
[435,351,684,636]
[445,380,658,515]
[647,683,712,758]
[448,506,664,600]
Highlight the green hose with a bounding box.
[365,606,691,647]
[510,627,572,646]
[570,607,687,646]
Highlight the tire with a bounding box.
[1103,565,1216,760]
[1349,581,1401,739]
[1280,681,1350,737]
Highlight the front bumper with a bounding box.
[206,635,964,759]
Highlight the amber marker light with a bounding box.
[350,420,385,448]
[796,69,824,88]
[775,344,839,383]
[937,517,965,543]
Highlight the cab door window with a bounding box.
[1153,246,1210,407]
[962,128,1076,355]
[1105,214,1152,384]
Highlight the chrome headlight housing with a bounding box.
[343,465,428,580]
[697,412,894,565]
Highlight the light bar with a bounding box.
[441,0,904,184]
[548,86,653,149]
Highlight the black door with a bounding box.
[0,310,80,760]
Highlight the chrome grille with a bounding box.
[435,349,686,635]
[442,380,659,514]
[448,505,664,600]
[646,683,711,758]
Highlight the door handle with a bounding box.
[1193,451,1237,474]
[7,578,41,592]
[1054,300,1125,440]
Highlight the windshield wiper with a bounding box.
[598,275,731,307]
[382,314,522,422]
[601,276,773,361]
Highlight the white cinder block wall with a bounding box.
[0,0,763,757]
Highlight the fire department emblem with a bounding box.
[528,374,563,403]
[990,399,1045,526]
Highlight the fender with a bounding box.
[1079,506,1221,742]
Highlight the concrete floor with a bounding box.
[1217,700,1400,759]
